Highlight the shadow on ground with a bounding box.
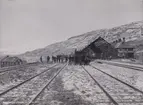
[49,76,93,105]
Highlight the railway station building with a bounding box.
[74,37,118,60]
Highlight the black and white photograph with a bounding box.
[0,0,143,105]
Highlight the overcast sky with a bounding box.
[0,0,143,54]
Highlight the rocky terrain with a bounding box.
[18,21,143,62]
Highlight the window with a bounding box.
[128,48,133,51]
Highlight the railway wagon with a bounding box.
[0,56,26,68]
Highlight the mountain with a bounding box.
[19,20,143,62]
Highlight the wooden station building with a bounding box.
[74,37,118,60]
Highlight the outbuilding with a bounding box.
[0,56,26,68]
[115,42,135,58]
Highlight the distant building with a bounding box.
[114,38,135,58]
[0,56,26,68]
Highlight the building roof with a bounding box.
[114,42,134,49]
[56,36,111,55]
[1,56,22,62]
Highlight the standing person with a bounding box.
[52,56,56,63]
[69,55,72,64]
[52,56,54,63]
[65,56,68,62]
[40,56,43,63]
[56,55,59,63]
[47,56,50,63]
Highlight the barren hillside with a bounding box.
[19,21,143,62]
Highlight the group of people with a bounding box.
[40,56,50,63]
[52,55,68,63]
[40,54,91,65]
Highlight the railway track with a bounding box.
[101,61,143,72]
[0,63,67,105]
[82,65,118,105]
[27,63,67,105]
[0,62,44,74]
[90,65,143,95]
[0,64,58,97]
[1,62,143,104]
[87,64,143,104]
[0,65,28,74]
[0,63,53,94]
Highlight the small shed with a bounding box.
[0,56,26,68]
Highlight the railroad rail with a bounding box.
[0,64,59,97]
[0,65,27,74]
[0,69,19,74]
[81,65,119,105]
[27,63,68,105]
[0,62,43,74]
[90,64,143,95]
[100,61,143,72]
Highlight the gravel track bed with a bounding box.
[0,64,53,93]
[0,64,60,104]
[0,63,43,72]
[31,65,112,105]
[92,62,143,92]
[84,66,143,105]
